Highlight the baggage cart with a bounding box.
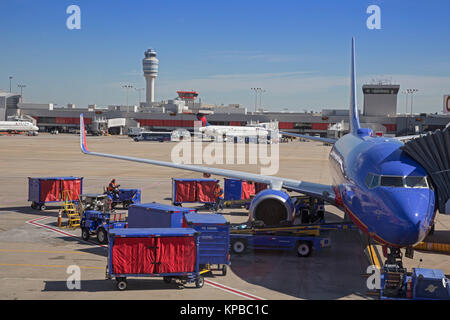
[106,188,141,209]
[107,228,204,290]
[127,203,195,228]
[172,178,219,209]
[184,213,231,276]
[229,222,356,257]
[223,178,256,208]
[28,176,83,210]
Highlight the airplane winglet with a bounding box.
[80,114,89,153]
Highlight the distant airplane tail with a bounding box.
[349,37,361,134]
[196,113,209,127]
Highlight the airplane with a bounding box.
[196,114,280,142]
[0,121,39,134]
[79,38,436,262]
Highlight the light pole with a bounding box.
[401,90,409,114]
[259,89,266,111]
[407,88,418,116]
[251,88,259,113]
[135,87,144,107]
[122,84,133,112]
[18,84,26,102]
[9,76,13,92]
[251,88,265,113]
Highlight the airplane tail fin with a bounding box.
[349,37,361,134]
[196,113,209,127]
[80,114,89,153]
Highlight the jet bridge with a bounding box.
[401,128,450,214]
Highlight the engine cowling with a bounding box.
[249,189,295,226]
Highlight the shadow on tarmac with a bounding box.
[228,211,371,299]
[0,206,60,217]
[42,278,202,292]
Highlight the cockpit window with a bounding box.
[364,174,429,189]
[405,176,428,188]
[380,176,404,187]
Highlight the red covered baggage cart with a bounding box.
[172,178,219,209]
[28,176,83,210]
[107,228,204,290]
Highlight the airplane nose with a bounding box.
[388,190,434,246]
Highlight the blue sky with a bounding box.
[1,0,449,113]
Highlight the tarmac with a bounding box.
[0,133,448,300]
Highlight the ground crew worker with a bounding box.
[215,183,224,211]
[107,179,120,199]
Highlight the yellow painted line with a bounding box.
[367,245,381,269]
[0,249,89,254]
[0,263,104,270]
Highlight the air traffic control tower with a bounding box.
[363,83,400,116]
[143,49,159,104]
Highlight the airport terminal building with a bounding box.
[2,82,449,137]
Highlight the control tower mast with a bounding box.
[142,49,159,104]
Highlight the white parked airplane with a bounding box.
[0,121,39,133]
[196,114,279,142]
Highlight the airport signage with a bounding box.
[444,95,450,114]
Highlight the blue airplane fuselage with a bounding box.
[330,130,436,247]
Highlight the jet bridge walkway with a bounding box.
[401,127,450,214]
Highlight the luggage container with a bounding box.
[224,178,255,201]
[127,203,196,228]
[183,213,230,276]
[223,178,258,209]
[172,178,219,208]
[107,228,204,290]
[28,176,83,210]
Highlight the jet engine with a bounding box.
[249,189,295,226]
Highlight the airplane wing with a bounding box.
[280,131,337,145]
[79,115,336,204]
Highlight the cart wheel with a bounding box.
[116,278,127,291]
[221,265,227,276]
[231,240,247,254]
[195,276,204,288]
[40,204,46,211]
[296,241,312,257]
[97,228,108,244]
[163,276,172,284]
[123,202,130,209]
[81,228,90,241]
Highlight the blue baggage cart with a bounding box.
[127,203,196,228]
[28,176,83,210]
[107,228,204,290]
[80,210,127,244]
[184,213,231,276]
[106,188,141,209]
[230,232,331,257]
